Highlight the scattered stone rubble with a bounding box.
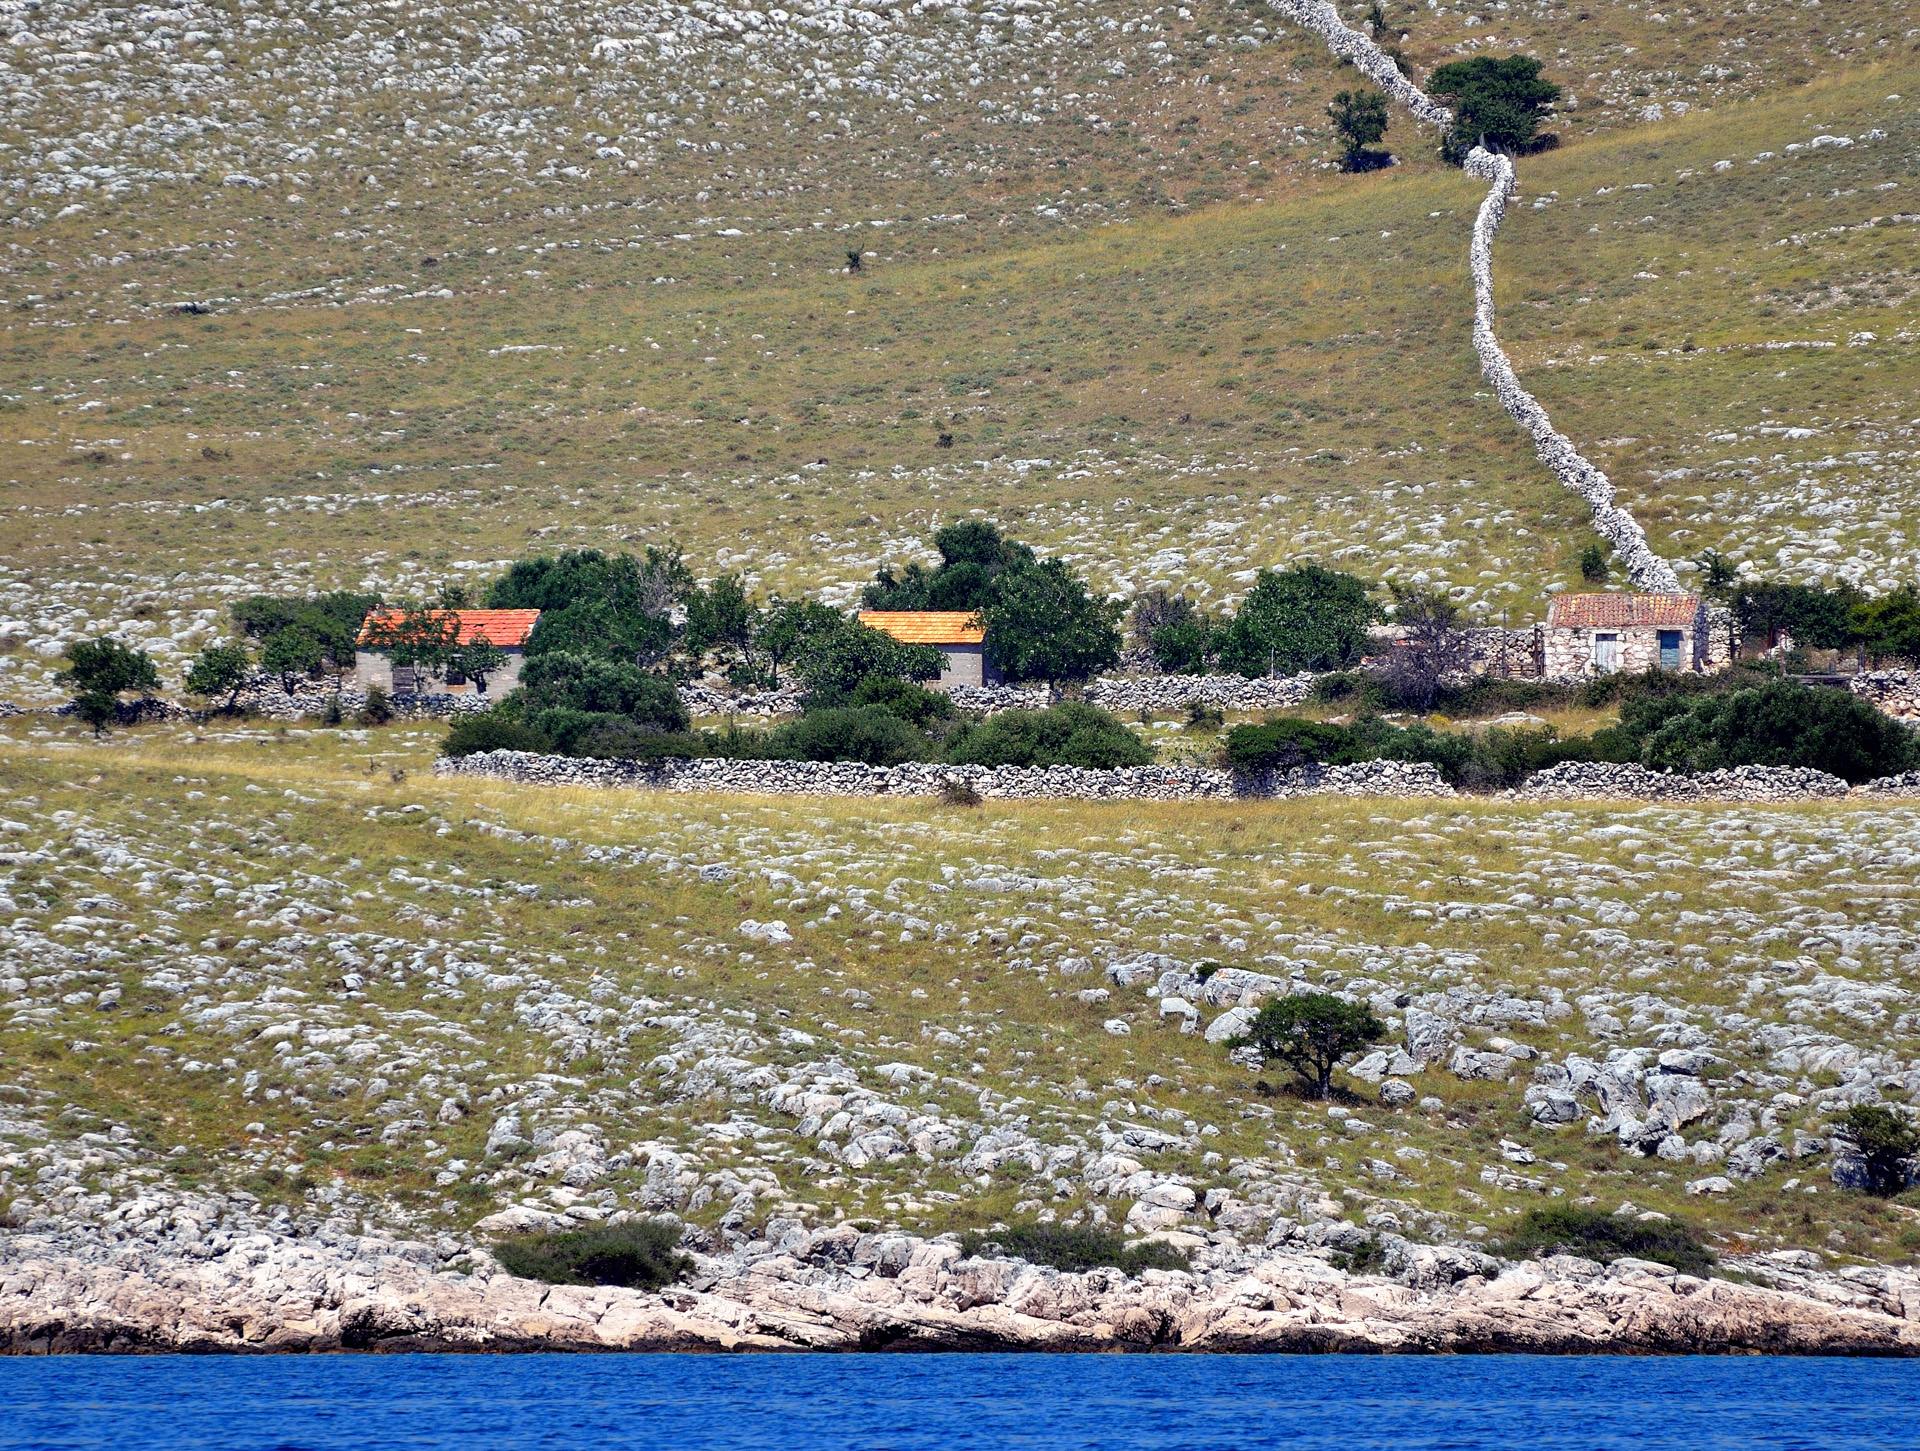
[4,1210,1916,1353]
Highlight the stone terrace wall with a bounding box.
[1852,672,1920,721]
[434,750,1455,801]
[1086,672,1319,714]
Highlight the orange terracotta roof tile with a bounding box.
[358,608,541,648]
[1546,594,1700,630]
[857,610,986,645]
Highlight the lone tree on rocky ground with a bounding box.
[1836,1105,1920,1195]
[57,636,160,735]
[1230,992,1385,1100]
[1428,54,1562,159]
[185,642,252,714]
[1328,88,1392,172]
[1580,544,1610,584]
[1385,584,1469,712]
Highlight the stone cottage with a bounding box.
[355,608,540,696]
[1543,594,1708,678]
[857,610,1002,691]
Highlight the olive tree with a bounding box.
[1229,992,1385,1100]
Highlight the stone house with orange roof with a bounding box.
[354,608,541,696]
[857,610,1002,691]
[1542,593,1709,678]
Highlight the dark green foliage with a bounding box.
[1579,544,1610,583]
[1224,718,1361,771]
[943,702,1152,769]
[58,636,160,698]
[1328,88,1391,170]
[980,557,1124,685]
[232,590,377,681]
[683,573,757,662]
[959,1223,1188,1276]
[752,598,846,683]
[1836,1106,1920,1195]
[59,637,160,733]
[184,642,252,712]
[491,1218,691,1290]
[1854,585,1920,663]
[441,711,552,758]
[1500,1206,1715,1277]
[572,723,709,761]
[517,652,689,730]
[492,546,692,668]
[1132,587,1218,674]
[259,623,324,689]
[795,622,945,701]
[359,684,392,726]
[768,704,931,765]
[845,674,957,729]
[861,520,1035,611]
[1228,992,1385,1100]
[1595,678,1917,783]
[1733,581,1862,652]
[1428,55,1562,158]
[1332,1233,1390,1276]
[1215,565,1376,678]
[1225,715,1591,789]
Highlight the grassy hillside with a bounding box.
[0,11,1915,700]
[2,716,1917,1264]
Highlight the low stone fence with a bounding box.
[237,686,494,722]
[1517,761,1854,802]
[681,682,807,718]
[1086,673,1319,714]
[433,750,1455,801]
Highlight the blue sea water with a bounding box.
[2,1354,1915,1451]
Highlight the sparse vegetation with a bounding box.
[1500,1207,1715,1278]
[960,1224,1189,1276]
[491,1219,692,1290]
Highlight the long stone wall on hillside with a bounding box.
[434,750,1455,801]
[1269,0,1682,595]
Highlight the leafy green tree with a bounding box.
[769,705,930,765]
[861,520,1036,611]
[753,598,846,685]
[259,623,324,691]
[1328,88,1391,170]
[1229,992,1386,1100]
[1216,565,1376,678]
[514,651,690,749]
[449,639,510,694]
[359,606,460,691]
[682,573,758,666]
[943,702,1152,769]
[184,642,252,713]
[1579,544,1610,584]
[58,637,159,734]
[1835,1105,1920,1195]
[1428,55,1562,158]
[1733,582,1862,653]
[491,546,693,669]
[1853,585,1920,664]
[1692,550,1740,600]
[794,622,944,702]
[231,591,377,680]
[980,557,1123,686]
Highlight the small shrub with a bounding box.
[1836,1105,1920,1195]
[1332,1232,1389,1275]
[1579,543,1610,583]
[959,1223,1188,1276]
[938,777,983,807]
[1597,678,1919,783]
[492,1218,691,1290]
[572,721,707,762]
[320,694,346,727]
[1183,701,1224,732]
[359,683,393,725]
[1500,1206,1715,1277]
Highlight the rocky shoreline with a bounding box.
[5,1211,1918,1355]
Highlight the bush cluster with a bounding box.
[959,1223,1188,1276]
[1499,1206,1715,1278]
[491,1218,691,1289]
[1231,672,1914,788]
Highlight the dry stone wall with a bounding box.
[1270,0,1680,594]
[1852,672,1920,721]
[1517,761,1854,802]
[434,750,1455,802]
